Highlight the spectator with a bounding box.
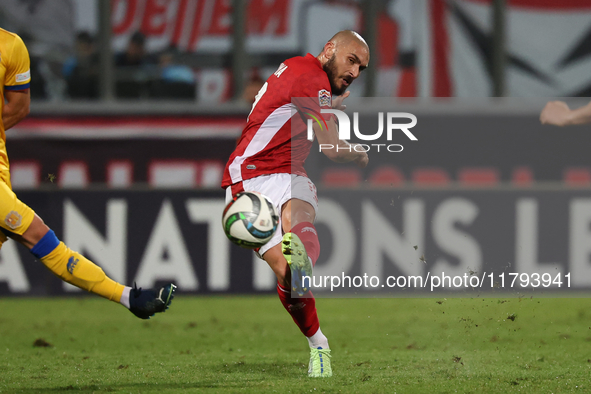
[115,31,149,67]
[158,46,195,85]
[148,45,196,100]
[114,31,156,98]
[63,31,99,99]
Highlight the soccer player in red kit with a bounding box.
[222,31,370,377]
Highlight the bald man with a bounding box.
[222,31,370,377]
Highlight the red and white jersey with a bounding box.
[222,53,332,188]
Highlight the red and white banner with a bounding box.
[110,0,300,53]
[70,0,365,54]
[104,0,408,97]
[101,0,362,54]
[410,0,591,97]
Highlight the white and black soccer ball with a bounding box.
[222,191,279,249]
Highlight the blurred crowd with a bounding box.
[24,28,265,103]
[37,30,198,101]
[0,0,201,101]
[0,0,312,104]
[0,0,196,101]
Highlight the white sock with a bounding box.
[307,327,329,349]
[120,286,132,309]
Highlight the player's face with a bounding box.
[323,42,369,95]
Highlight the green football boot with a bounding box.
[308,347,332,377]
[282,233,313,296]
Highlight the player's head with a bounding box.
[75,31,94,56]
[317,31,370,95]
[127,31,146,58]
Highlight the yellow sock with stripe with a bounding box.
[31,230,125,302]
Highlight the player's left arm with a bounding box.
[309,96,367,167]
[3,34,32,130]
[3,89,30,130]
[540,100,591,126]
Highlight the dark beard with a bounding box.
[322,55,347,96]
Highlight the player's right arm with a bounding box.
[3,89,30,130]
[540,100,591,126]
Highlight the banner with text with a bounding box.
[2,188,591,297]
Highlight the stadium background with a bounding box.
[1,0,591,296]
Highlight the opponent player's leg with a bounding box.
[18,215,126,300]
[9,210,175,319]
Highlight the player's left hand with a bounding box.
[540,101,572,126]
[332,91,350,110]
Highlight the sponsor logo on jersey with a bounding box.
[246,164,256,170]
[67,256,79,274]
[4,211,22,230]
[318,89,331,107]
[15,69,30,83]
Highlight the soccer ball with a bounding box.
[222,191,279,249]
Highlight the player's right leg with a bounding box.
[0,175,175,319]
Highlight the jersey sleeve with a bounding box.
[291,71,333,123]
[5,35,31,91]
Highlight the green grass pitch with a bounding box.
[1,295,591,393]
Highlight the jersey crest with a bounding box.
[318,89,331,107]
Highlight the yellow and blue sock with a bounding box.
[31,230,125,302]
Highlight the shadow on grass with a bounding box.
[216,360,306,376]
[20,362,309,393]
[20,383,258,393]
